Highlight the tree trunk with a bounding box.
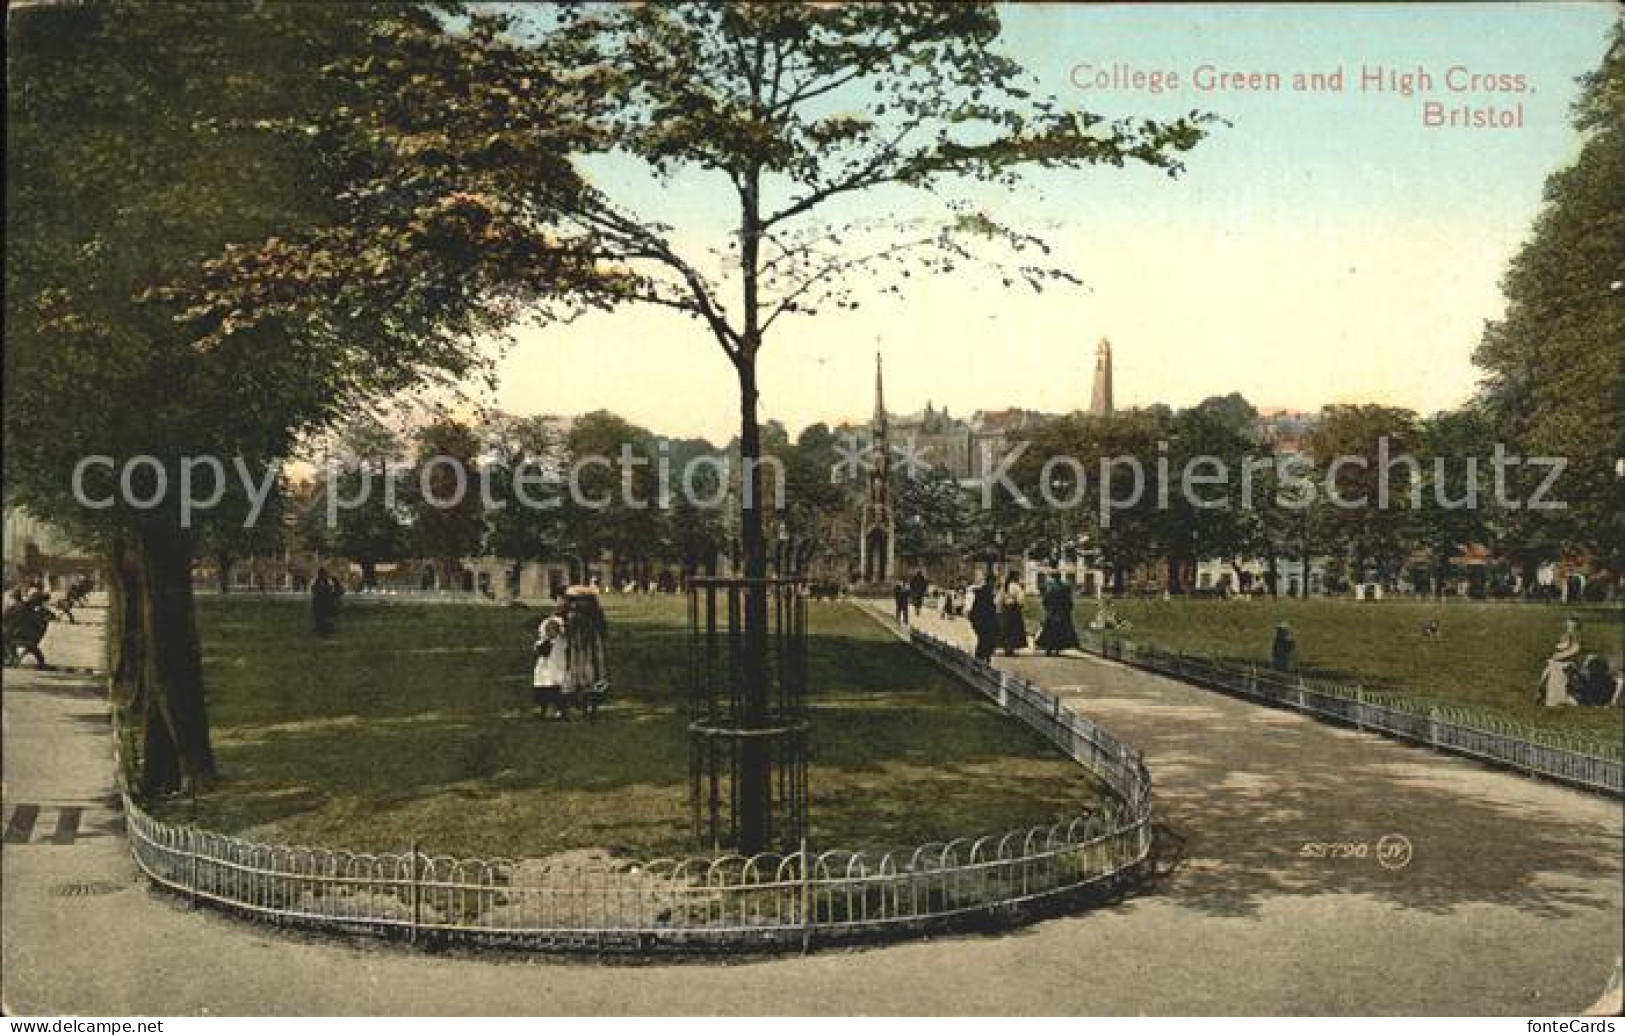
[1520,555,1539,600]
[107,537,143,708]
[105,538,146,793]
[135,524,216,797]
[735,354,772,854]
[1165,553,1183,594]
[361,558,378,590]
[216,552,233,594]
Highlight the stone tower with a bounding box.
[1089,337,1114,416]
[859,352,895,584]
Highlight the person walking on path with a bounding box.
[3,587,53,668]
[893,581,911,625]
[1270,621,1296,673]
[1034,572,1080,656]
[908,570,929,617]
[968,578,999,662]
[998,575,1027,657]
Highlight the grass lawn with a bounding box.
[1062,596,1623,747]
[174,596,1104,860]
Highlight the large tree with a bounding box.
[1307,404,1422,586]
[481,412,567,595]
[189,2,1212,850]
[5,1,613,794]
[408,418,485,589]
[546,4,1212,848]
[1473,22,1625,587]
[5,1,380,793]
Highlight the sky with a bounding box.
[483,2,1618,442]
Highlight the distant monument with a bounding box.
[1089,337,1114,416]
[858,352,896,584]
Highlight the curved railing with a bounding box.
[121,626,1154,951]
[1080,631,1622,797]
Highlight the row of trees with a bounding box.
[975,398,1562,598]
[6,3,620,795]
[287,411,722,592]
[223,409,963,593]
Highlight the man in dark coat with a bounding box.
[1035,573,1081,656]
[3,592,52,668]
[968,578,999,662]
[892,581,910,625]
[1271,621,1295,672]
[311,566,343,635]
[908,570,929,616]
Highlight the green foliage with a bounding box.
[1307,404,1423,582]
[4,0,377,536]
[480,413,566,576]
[896,466,970,565]
[1473,21,1625,574]
[408,418,485,581]
[559,412,665,572]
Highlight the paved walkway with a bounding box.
[3,604,1621,1015]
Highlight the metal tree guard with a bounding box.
[687,571,810,855]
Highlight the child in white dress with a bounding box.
[531,617,569,719]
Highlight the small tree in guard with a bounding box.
[687,577,809,854]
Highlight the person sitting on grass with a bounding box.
[531,617,569,720]
[1537,617,1583,707]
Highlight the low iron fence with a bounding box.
[1078,630,1622,797]
[120,621,1154,951]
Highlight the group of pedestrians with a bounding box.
[954,571,1081,662]
[891,571,931,625]
[530,586,612,721]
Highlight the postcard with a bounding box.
[3,1,1621,1024]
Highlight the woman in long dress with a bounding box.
[1035,573,1080,656]
[998,576,1027,657]
[1538,618,1582,707]
[968,580,999,662]
[562,586,611,719]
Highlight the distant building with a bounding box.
[1089,337,1114,416]
[966,407,1046,483]
[3,506,93,588]
[1253,407,1316,453]
[889,401,974,481]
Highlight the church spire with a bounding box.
[872,350,888,433]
